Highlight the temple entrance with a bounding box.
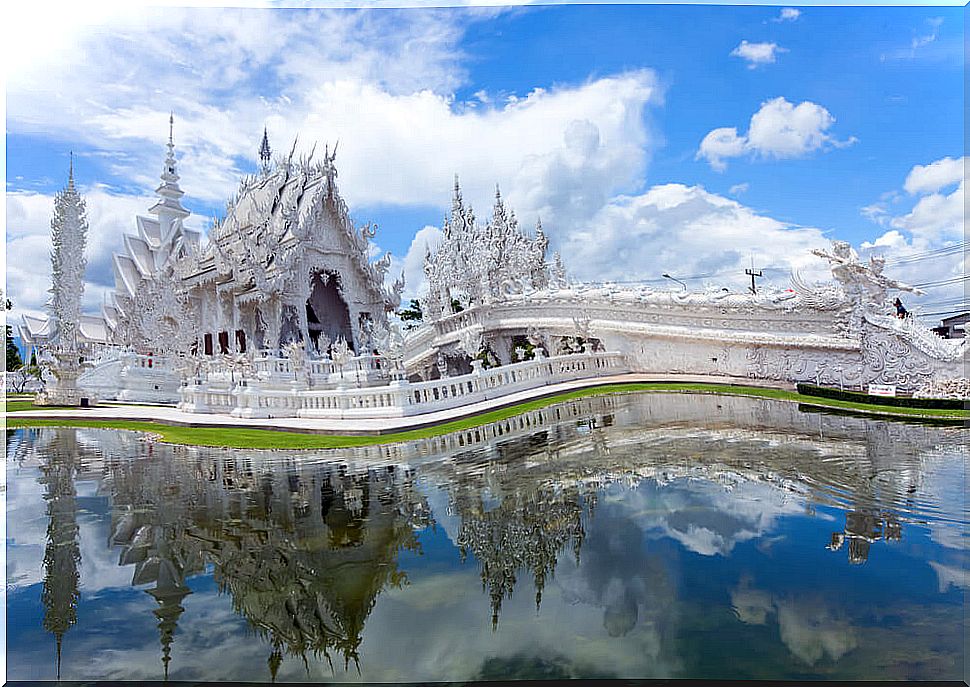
[307,271,355,354]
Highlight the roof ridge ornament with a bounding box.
[259,127,272,174]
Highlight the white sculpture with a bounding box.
[811,240,925,315]
[423,180,554,320]
[36,157,93,406]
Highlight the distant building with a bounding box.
[931,312,968,340]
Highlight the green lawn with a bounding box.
[4,382,967,449]
[4,399,77,413]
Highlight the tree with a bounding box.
[5,298,23,372]
[398,299,423,331]
[10,365,41,393]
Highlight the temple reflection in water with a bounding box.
[7,391,967,680]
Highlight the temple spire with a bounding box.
[47,158,89,355]
[259,127,272,175]
[149,113,190,237]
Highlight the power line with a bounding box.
[884,241,968,265]
[919,309,970,318]
[913,275,969,288]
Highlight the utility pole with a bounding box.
[745,264,762,294]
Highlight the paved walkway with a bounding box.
[5,373,794,436]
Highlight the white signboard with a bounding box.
[867,384,897,397]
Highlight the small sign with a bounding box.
[867,384,897,397]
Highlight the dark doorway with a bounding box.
[306,271,355,352]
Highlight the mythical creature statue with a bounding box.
[811,240,924,309]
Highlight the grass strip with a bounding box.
[5,382,967,449]
[4,400,76,413]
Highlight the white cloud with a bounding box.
[696,128,747,172]
[557,183,830,288]
[772,8,801,23]
[728,182,749,196]
[5,7,662,324]
[880,17,956,63]
[5,8,658,210]
[399,225,443,301]
[730,41,787,68]
[860,155,966,320]
[698,97,857,171]
[903,156,964,195]
[911,16,944,51]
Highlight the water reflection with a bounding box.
[39,431,81,679]
[6,392,967,681]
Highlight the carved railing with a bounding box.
[179,350,628,419]
[206,352,390,387]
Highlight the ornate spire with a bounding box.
[48,158,89,353]
[149,113,190,233]
[259,127,272,174]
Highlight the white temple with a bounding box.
[21,120,969,413]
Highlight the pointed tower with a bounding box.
[47,154,88,355]
[37,156,91,406]
[259,127,272,176]
[148,114,191,241]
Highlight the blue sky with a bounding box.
[4,2,965,325]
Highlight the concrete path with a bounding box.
[5,373,793,436]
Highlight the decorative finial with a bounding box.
[169,112,174,145]
[67,152,75,191]
[259,127,272,172]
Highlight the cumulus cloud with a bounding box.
[903,156,964,195]
[860,156,966,320]
[5,7,663,324]
[557,183,830,289]
[730,41,787,68]
[399,225,444,301]
[698,97,857,171]
[697,128,747,172]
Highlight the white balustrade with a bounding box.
[178,350,628,419]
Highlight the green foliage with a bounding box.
[398,299,423,331]
[5,298,23,372]
[796,383,965,411]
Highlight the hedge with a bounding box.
[796,383,966,410]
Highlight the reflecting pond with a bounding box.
[5,393,968,681]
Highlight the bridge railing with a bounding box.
[179,349,628,419]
